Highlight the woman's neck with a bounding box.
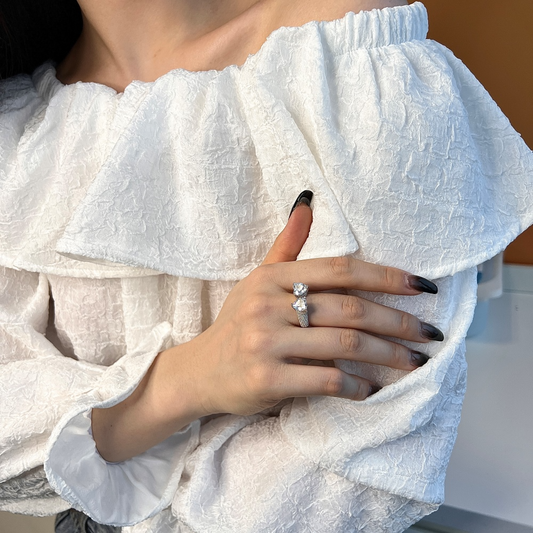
[56,0,408,92]
[56,0,265,91]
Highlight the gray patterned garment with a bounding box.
[55,508,121,533]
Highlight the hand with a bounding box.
[187,193,443,417]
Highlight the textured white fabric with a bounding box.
[1,2,532,531]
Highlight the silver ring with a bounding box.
[292,282,309,327]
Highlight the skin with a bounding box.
[56,0,408,92]
[60,0,426,463]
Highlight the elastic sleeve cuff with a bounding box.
[43,321,201,526]
[47,410,200,526]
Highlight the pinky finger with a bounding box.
[280,363,380,401]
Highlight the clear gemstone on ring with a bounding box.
[292,297,307,312]
[293,282,308,297]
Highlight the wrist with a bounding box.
[151,341,215,425]
[91,340,213,462]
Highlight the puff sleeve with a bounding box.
[0,266,200,524]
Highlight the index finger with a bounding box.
[264,255,438,295]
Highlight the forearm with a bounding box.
[91,342,209,463]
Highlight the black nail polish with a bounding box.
[410,350,430,367]
[420,322,445,341]
[368,384,382,397]
[289,190,314,219]
[408,275,438,294]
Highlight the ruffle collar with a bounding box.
[1,1,532,280]
[33,2,428,102]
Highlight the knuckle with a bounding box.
[242,330,271,356]
[248,362,285,394]
[241,297,263,321]
[339,329,362,355]
[341,296,366,322]
[390,342,407,368]
[399,312,413,336]
[381,266,397,290]
[248,264,274,285]
[247,364,274,395]
[324,369,345,396]
[241,295,273,322]
[329,256,353,278]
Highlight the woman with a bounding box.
[1,0,532,532]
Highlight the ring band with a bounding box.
[292,282,309,327]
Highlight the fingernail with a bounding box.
[410,350,430,367]
[420,322,445,341]
[407,275,438,294]
[368,384,382,397]
[289,190,314,219]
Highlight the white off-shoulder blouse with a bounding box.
[1,3,532,532]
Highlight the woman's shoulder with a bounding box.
[251,0,412,62]
[265,0,409,31]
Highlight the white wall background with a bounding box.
[445,265,533,527]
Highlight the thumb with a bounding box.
[262,191,313,265]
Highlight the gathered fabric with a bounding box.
[1,2,532,532]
